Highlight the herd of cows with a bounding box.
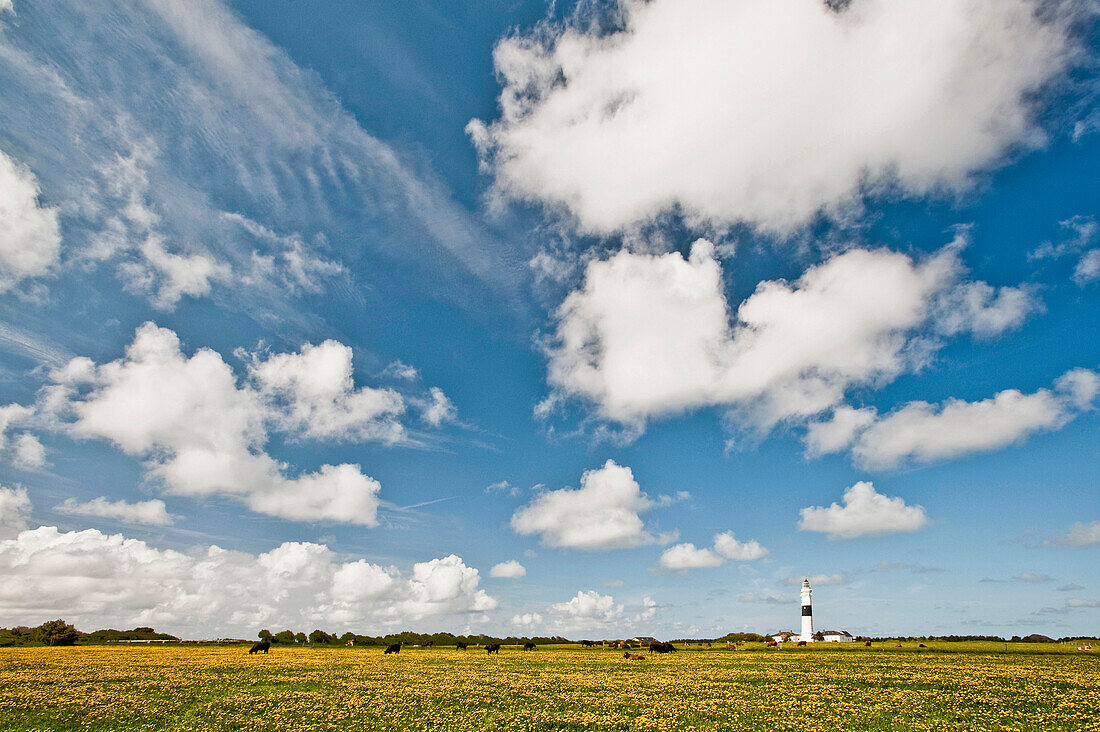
[247,639,674,656]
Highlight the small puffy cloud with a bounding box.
[0,485,31,539]
[485,480,520,497]
[121,236,232,310]
[58,323,391,525]
[511,460,664,550]
[489,560,527,579]
[473,0,1070,234]
[419,387,457,427]
[512,612,543,627]
[55,497,173,526]
[250,339,405,442]
[11,434,46,469]
[933,281,1041,339]
[805,406,877,457]
[1056,583,1085,592]
[381,361,419,380]
[550,590,623,628]
[713,531,768,561]
[1013,572,1052,584]
[658,531,767,571]
[0,149,61,291]
[846,369,1098,469]
[546,238,1034,433]
[0,515,495,637]
[1055,521,1100,547]
[799,482,928,539]
[658,543,723,570]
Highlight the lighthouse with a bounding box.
[799,578,814,642]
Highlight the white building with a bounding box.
[819,630,855,643]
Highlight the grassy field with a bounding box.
[1,642,1098,731]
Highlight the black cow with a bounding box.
[423,640,434,648]
[918,643,927,648]
[384,643,401,654]
[649,642,676,653]
[523,642,536,651]
[581,640,595,647]
[456,642,467,650]
[486,643,501,654]
[249,640,270,655]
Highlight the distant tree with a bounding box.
[32,620,79,646]
[258,629,273,642]
[294,632,307,644]
[309,629,332,644]
[273,630,296,644]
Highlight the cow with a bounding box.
[623,652,645,661]
[423,640,433,648]
[918,643,927,648]
[796,641,807,647]
[649,642,676,653]
[864,641,872,647]
[384,643,400,654]
[766,641,778,647]
[523,642,536,651]
[249,640,270,655]
[581,640,595,647]
[456,642,467,650]
[706,642,712,648]
[486,643,501,654]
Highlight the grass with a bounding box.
[1,642,1098,731]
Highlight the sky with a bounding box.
[0,0,1098,640]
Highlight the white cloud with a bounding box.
[0,149,61,291]
[845,369,1097,468]
[1059,521,1100,547]
[0,405,43,468]
[713,531,768,561]
[659,530,767,571]
[485,480,520,497]
[1014,572,1052,584]
[489,560,527,579]
[419,387,457,427]
[59,323,392,525]
[550,590,623,627]
[798,481,928,539]
[0,0,512,315]
[250,339,405,442]
[510,460,664,550]
[804,406,877,457]
[1031,216,1100,287]
[0,485,30,539]
[511,612,543,627]
[473,0,1070,234]
[933,281,1041,339]
[658,543,724,570]
[55,497,173,526]
[0,522,495,637]
[547,237,1031,431]
[11,433,45,468]
[382,361,419,381]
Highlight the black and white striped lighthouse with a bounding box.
[799,578,814,642]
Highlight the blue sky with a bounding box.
[0,0,1097,640]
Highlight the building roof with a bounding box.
[820,630,852,637]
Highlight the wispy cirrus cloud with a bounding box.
[0,0,514,313]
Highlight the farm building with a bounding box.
[819,630,855,642]
[630,636,659,646]
[771,631,799,643]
